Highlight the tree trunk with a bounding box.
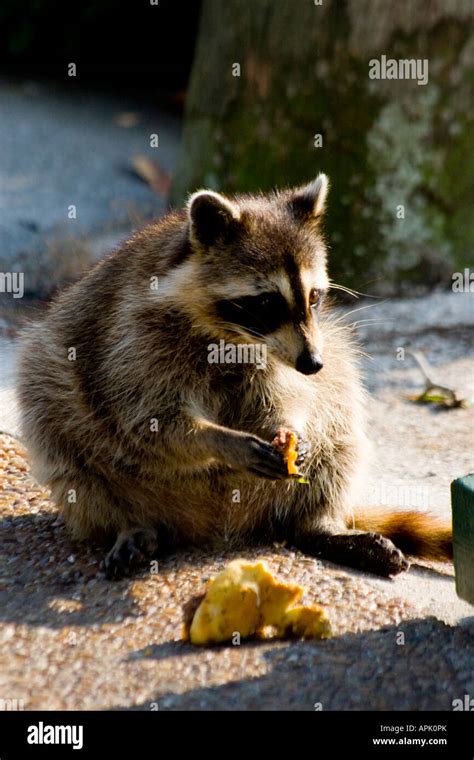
[172,0,474,291]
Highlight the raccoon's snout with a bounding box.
[295,348,323,375]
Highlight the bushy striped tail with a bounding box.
[350,509,452,561]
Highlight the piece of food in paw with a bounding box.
[272,428,300,476]
[186,559,331,645]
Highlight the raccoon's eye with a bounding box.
[309,288,320,307]
[216,291,290,335]
[258,295,272,310]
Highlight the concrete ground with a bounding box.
[1,290,473,711]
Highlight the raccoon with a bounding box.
[17,175,452,579]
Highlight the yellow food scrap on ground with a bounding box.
[187,560,331,645]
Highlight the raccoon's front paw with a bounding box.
[271,427,311,475]
[294,433,311,468]
[239,435,288,480]
[104,528,158,580]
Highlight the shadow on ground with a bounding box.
[0,511,138,628]
[124,618,474,711]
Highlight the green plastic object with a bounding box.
[452,474,474,606]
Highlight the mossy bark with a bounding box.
[172,0,474,292]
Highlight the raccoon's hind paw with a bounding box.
[104,528,158,581]
[297,531,410,578]
[344,532,410,577]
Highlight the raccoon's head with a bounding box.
[182,176,330,375]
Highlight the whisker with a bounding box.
[355,350,374,361]
[217,319,268,343]
[329,299,390,325]
[349,318,395,327]
[329,281,381,300]
[343,300,390,318]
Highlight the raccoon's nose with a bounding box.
[296,349,323,375]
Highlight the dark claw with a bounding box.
[104,529,157,580]
[291,432,311,469]
[296,440,310,467]
[105,540,143,580]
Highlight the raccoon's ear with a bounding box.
[188,190,241,248]
[287,173,329,221]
